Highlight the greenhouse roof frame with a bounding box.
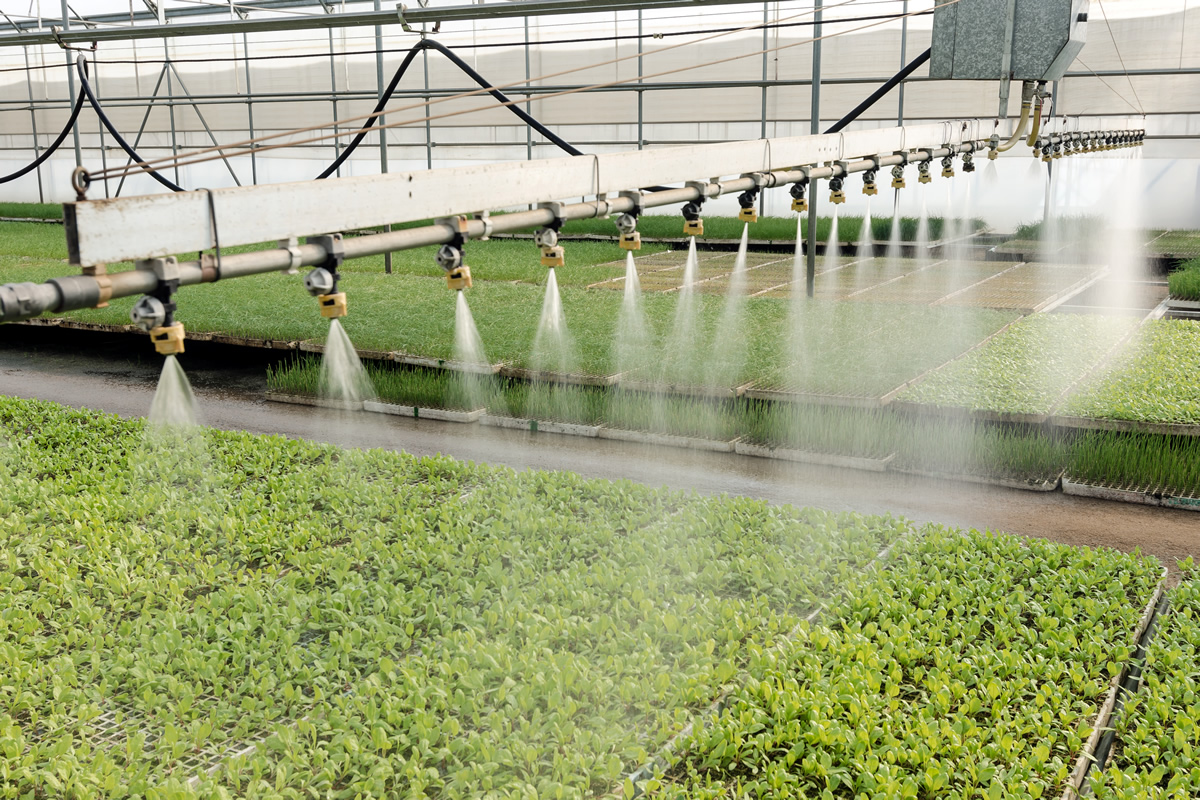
[0,0,785,47]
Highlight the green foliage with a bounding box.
[1064,321,1200,425]
[902,314,1139,415]
[649,528,1162,799]
[740,401,900,458]
[893,418,1067,484]
[1168,257,1200,301]
[1067,432,1200,496]
[0,395,912,797]
[1091,565,1200,800]
[0,201,63,220]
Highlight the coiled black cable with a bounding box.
[318,38,584,179]
[0,78,86,185]
[74,54,184,192]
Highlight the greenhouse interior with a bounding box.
[1,0,1199,796]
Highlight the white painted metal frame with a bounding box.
[67,119,999,267]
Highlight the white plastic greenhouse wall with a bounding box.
[1,0,1198,231]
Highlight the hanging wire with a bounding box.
[89,0,954,183]
[1094,0,1146,116]
[1074,57,1143,116]
[84,0,857,180]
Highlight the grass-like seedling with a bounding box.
[1168,257,1200,301]
[892,418,1067,484]
[0,201,63,219]
[1067,431,1200,496]
[739,400,900,457]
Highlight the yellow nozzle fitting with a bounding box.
[891,176,906,190]
[987,149,999,161]
[738,207,758,224]
[791,197,808,213]
[318,292,348,319]
[918,173,932,185]
[620,232,643,250]
[941,167,955,179]
[829,190,846,205]
[862,182,878,197]
[446,266,472,291]
[683,220,704,237]
[540,246,565,268]
[150,322,186,356]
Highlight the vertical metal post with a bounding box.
[897,0,908,126]
[328,28,340,178]
[22,45,45,203]
[422,46,432,169]
[373,0,391,273]
[760,2,769,216]
[244,32,257,184]
[525,16,533,163]
[637,9,644,150]
[163,40,181,186]
[1044,79,1059,223]
[91,51,109,198]
[805,0,822,299]
[997,0,1018,119]
[61,0,82,169]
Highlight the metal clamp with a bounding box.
[619,190,645,219]
[309,233,345,278]
[278,237,304,275]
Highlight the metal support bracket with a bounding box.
[278,237,303,275]
[309,234,345,284]
[619,190,645,218]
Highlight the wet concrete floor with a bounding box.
[1,326,1194,577]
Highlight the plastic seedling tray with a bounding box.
[362,400,483,422]
[892,466,1063,493]
[597,427,736,452]
[498,366,619,387]
[391,353,503,374]
[265,392,363,411]
[479,415,601,437]
[1061,479,1200,512]
[210,333,296,350]
[734,441,895,471]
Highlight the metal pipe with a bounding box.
[806,0,822,299]
[61,0,82,170]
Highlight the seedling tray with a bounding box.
[1062,478,1200,511]
[892,466,1063,493]
[597,427,736,452]
[265,392,362,411]
[363,400,483,422]
[734,441,894,471]
[480,414,601,437]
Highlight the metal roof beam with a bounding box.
[0,0,776,47]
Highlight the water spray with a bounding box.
[436,216,473,290]
[130,256,185,356]
[304,233,348,318]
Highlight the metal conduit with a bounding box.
[0,128,1142,325]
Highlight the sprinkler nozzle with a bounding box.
[534,227,565,267]
[941,156,955,179]
[737,189,759,223]
[789,182,808,213]
[828,176,846,205]
[150,322,186,356]
[131,295,168,332]
[918,163,932,184]
[318,293,348,319]
[446,266,472,291]
[962,153,975,173]
[681,200,704,237]
[890,165,906,190]
[616,213,642,250]
[304,267,336,297]
[862,169,878,196]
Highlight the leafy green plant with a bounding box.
[1064,320,1200,425]
[902,314,1139,415]
[1090,562,1200,800]
[649,528,1162,799]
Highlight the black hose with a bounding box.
[824,47,931,135]
[0,86,86,185]
[74,54,184,193]
[318,38,584,180]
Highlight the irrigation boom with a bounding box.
[0,116,1141,334]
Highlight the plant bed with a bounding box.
[742,386,888,409]
[1061,478,1200,512]
[1051,414,1200,438]
[210,332,297,350]
[733,441,895,471]
[1088,566,1200,799]
[1,395,913,797]
[891,399,1050,426]
[891,418,1068,489]
[643,529,1164,799]
[392,352,504,373]
[480,414,601,437]
[363,400,484,423]
[598,426,737,452]
[1065,431,1200,500]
